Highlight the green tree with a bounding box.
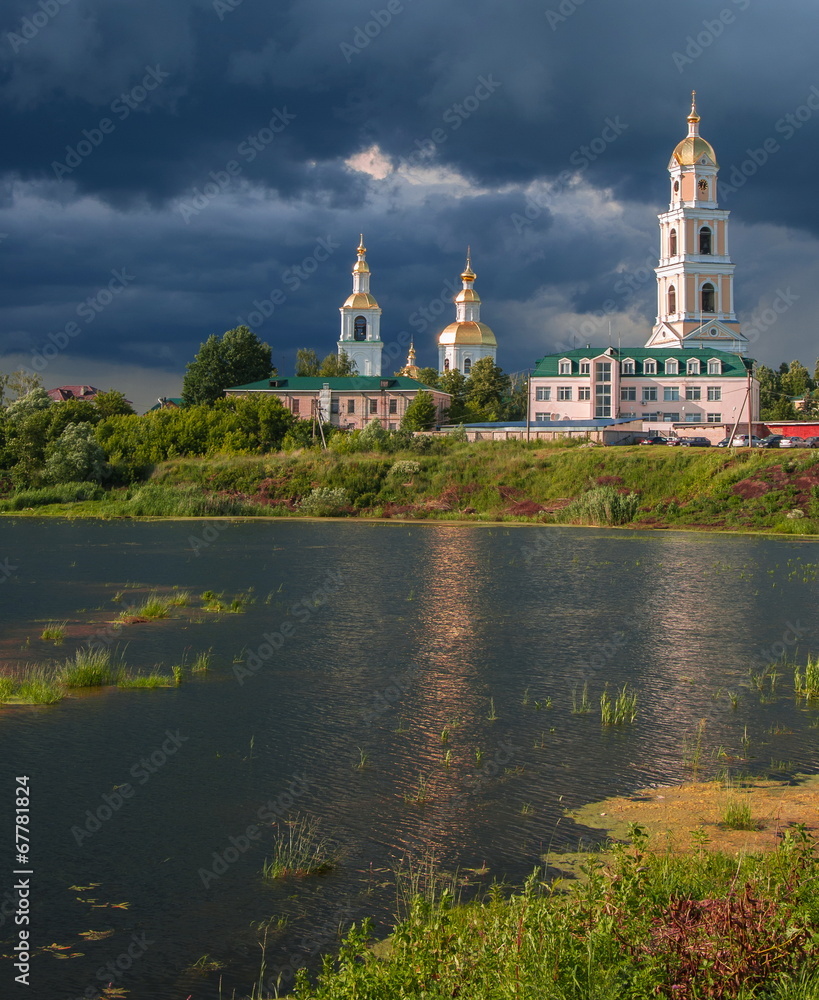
[318,351,358,377]
[504,372,529,420]
[183,326,274,405]
[93,390,135,418]
[438,370,468,421]
[5,387,52,422]
[0,370,43,406]
[780,360,812,399]
[754,364,780,417]
[44,423,110,484]
[415,367,440,389]
[465,358,510,420]
[401,391,437,431]
[768,397,798,421]
[295,348,321,377]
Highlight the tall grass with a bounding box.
[59,648,121,687]
[600,684,638,725]
[15,666,64,704]
[40,621,67,642]
[561,485,641,525]
[262,815,338,879]
[794,655,819,698]
[571,680,591,715]
[721,797,758,830]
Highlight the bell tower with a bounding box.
[338,235,383,376]
[647,93,748,354]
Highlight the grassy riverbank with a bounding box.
[273,820,819,1000]
[2,441,819,533]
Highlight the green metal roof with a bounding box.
[225,375,446,392]
[532,347,752,379]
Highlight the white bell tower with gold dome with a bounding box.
[437,251,498,375]
[338,235,383,376]
[646,93,748,354]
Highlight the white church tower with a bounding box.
[338,235,383,376]
[437,251,498,375]
[646,92,748,354]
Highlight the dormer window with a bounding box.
[668,285,676,314]
[701,282,716,313]
[686,358,701,375]
[643,359,657,375]
[579,359,591,375]
[669,229,677,256]
[559,359,572,375]
[699,227,712,255]
[665,359,679,375]
[620,359,635,375]
[707,358,722,375]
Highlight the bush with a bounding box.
[389,460,421,478]
[298,487,350,517]
[0,482,105,510]
[562,486,641,525]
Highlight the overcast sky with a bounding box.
[1,0,818,410]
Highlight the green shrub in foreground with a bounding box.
[288,829,819,1000]
[562,485,641,526]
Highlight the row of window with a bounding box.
[668,225,713,256]
[535,411,723,424]
[538,386,722,402]
[443,358,474,373]
[292,398,401,415]
[667,282,718,315]
[557,357,723,376]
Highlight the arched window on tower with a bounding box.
[353,316,367,341]
[699,227,712,255]
[668,285,676,314]
[463,357,472,375]
[698,178,709,199]
[701,282,716,313]
[669,229,677,256]
[443,357,450,372]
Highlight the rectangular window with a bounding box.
[292,398,300,414]
[621,361,635,375]
[642,387,658,402]
[369,399,377,414]
[347,399,355,414]
[595,362,612,382]
[535,386,551,401]
[642,412,659,421]
[559,361,571,374]
[558,387,572,401]
[663,387,680,402]
[685,387,701,401]
[578,387,591,400]
[330,400,339,414]
[620,387,636,401]
[707,412,722,423]
[534,412,551,422]
[685,413,702,423]
[643,361,657,374]
[389,398,398,414]
[662,412,679,422]
[580,361,590,374]
[707,386,722,401]
[595,384,611,418]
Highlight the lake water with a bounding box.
[0,518,817,1000]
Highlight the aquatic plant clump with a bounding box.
[59,648,121,687]
[794,654,819,698]
[600,684,639,725]
[40,621,67,642]
[561,485,641,526]
[262,815,338,879]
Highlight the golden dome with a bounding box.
[671,135,718,167]
[672,91,717,166]
[343,292,379,309]
[353,259,370,274]
[455,288,481,303]
[438,321,497,347]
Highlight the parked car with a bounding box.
[779,437,806,448]
[677,437,712,447]
[804,437,819,447]
[758,435,783,448]
[637,435,668,445]
[731,435,763,447]
[716,437,731,447]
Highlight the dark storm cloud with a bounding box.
[1,0,818,395]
